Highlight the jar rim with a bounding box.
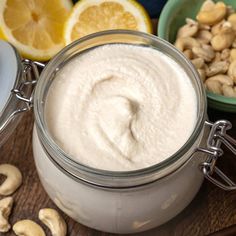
[34,30,207,184]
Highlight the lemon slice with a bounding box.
[0,0,73,61]
[64,0,152,45]
[0,27,6,40]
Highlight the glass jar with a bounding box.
[1,31,236,234]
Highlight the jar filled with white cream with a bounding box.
[1,31,236,234]
[45,43,198,171]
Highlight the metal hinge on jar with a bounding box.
[12,59,39,108]
[198,120,236,191]
[0,60,44,131]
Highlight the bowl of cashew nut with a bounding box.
[158,0,236,112]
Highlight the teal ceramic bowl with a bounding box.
[158,0,236,112]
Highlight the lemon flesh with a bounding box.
[0,0,73,61]
[64,0,152,45]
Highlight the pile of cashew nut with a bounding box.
[0,163,67,236]
[174,0,236,98]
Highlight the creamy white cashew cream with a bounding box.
[45,44,197,171]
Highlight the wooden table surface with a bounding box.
[1,20,236,236]
[0,0,235,228]
[0,105,236,236]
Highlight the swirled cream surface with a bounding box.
[45,44,197,171]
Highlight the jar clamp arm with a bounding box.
[198,120,236,190]
[0,60,45,131]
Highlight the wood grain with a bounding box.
[208,224,236,236]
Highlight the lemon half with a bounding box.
[0,0,73,61]
[64,0,152,45]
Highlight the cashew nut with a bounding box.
[199,24,211,30]
[233,38,236,48]
[210,29,235,51]
[196,1,227,25]
[207,74,234,86]
[211,20,226,36]
[191,58,205,69]
[0,164,22,196]
[213,52,222,62]
[183,49,193,59]
[13,220,45,236]
[0,197,13,232]
[206,61,229,77]
[39,208,67,236]
[197,69,206,82]
[177,18,199,38]
[174,1,236,98]
[192,44,215,62]
[174,37,200,52]
[221,48,230,60]
[211,20,233,34]
[230,48,236,61]
[222,21,234,32]
[228,13,236,31]
[196,30,213,44]
[222,84,236,97]
[200,0,215,11]
[205,80,223,95]
[228,60,236,83]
